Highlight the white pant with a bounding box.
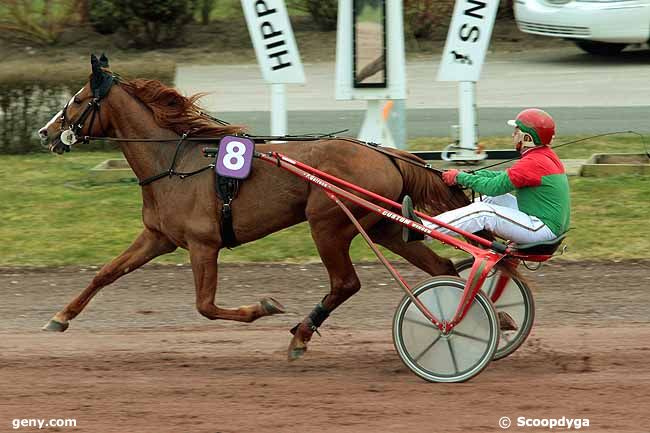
[423,193,557,244]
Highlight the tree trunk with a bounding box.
[42,0,52,23]
[201,0,216,25]
[75,0,90,23]
[498,0,514,19]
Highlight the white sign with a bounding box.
[437,0,500,82]
[241,0,305,84]
[335,0,406,100]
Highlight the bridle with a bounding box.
[58,73,114,151]
[59,98,102,151]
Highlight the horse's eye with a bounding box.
[73,97,82,104]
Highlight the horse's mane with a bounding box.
[118,78,247,137]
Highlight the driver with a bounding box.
[403,108,570,244]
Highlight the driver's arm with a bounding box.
[456,171,516,196]
[473,169,504,179]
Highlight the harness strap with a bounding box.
[168,132,188,175]
[135,133,240,248]
[178,165,214,179]
[139,164,214,186]
[139,133,190,186]
[138,171,169,186]
[216,175,240,248]
[67,99,97,136]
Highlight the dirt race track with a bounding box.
[1,260,650,433]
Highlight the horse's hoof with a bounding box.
[42,319,69,332]
[287,337,307,361]
[261,297,285,315]
[288,346,307,361]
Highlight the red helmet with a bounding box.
[507,109,555,146]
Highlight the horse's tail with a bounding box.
[496,262,530,289]
[388,149,470,215]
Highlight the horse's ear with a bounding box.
[99,53,109,68]
[91,54,101,76]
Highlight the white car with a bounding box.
[514,0,650,55]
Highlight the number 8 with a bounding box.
[223,141,246,171]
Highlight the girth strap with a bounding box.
[216,174,240,248]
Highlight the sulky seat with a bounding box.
[510,233,567,256]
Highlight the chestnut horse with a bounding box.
[38,55,469,359]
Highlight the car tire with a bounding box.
[574,40,628,56]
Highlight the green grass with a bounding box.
[206,0,244,19]
[1,136,649,267]
[0,151,397,266]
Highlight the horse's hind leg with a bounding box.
[368,219,458,276]
[288,222,361,361]
[43,228,177,332]
[287,217,456,360]
[189,241,285,322]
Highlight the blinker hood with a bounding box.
[90,53,114,99]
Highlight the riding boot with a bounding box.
[401,195,425,243]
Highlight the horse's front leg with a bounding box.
[189,242,285,322]
[42,228,177,332]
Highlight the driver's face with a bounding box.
[512,127,524,152]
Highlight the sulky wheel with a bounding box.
[455,258,535,360]
[392,276,498,383]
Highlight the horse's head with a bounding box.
[39,53,116,154]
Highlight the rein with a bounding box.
[322,137,444,174]
[77,129,446,187]
[469,130,650,173]
[60,65,440,186]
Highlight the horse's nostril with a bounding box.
[39,129,48,138]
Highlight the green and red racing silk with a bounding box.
[455,146,570,237]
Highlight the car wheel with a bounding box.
[574,40,628,56]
